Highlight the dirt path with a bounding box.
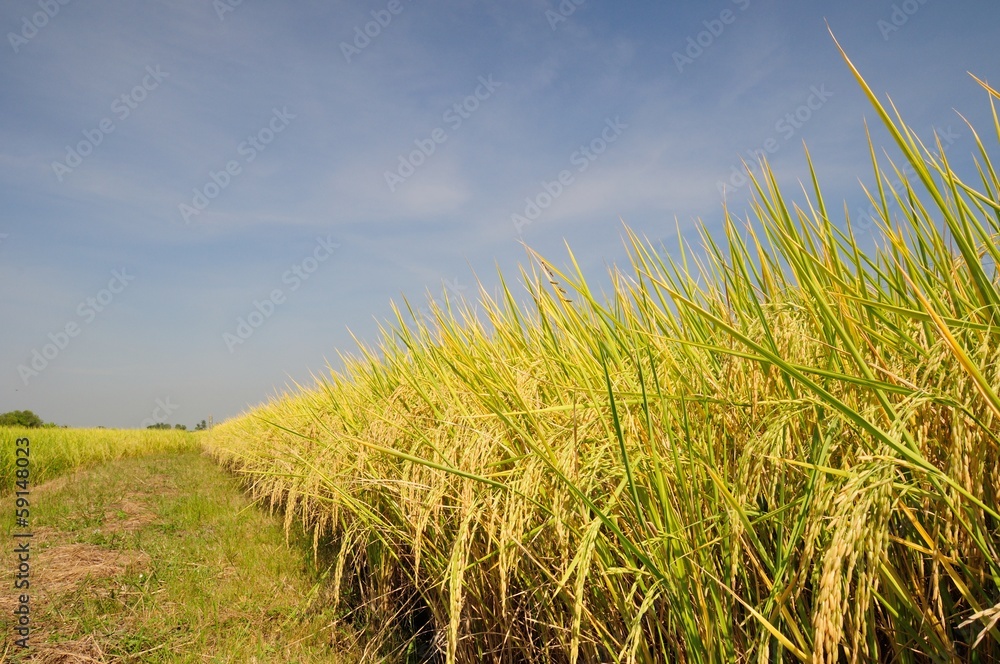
[2,451,359,663]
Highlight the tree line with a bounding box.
[0,410,210,431]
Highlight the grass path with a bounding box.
[2,450,361,663]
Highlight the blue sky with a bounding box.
[2,0,998,428]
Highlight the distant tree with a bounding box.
[174,424,187,430]
[194,419,208,431]
[0,410,44,428]
[146,422,171,430]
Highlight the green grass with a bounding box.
[2,450,359,662]
[203,39,1000,662]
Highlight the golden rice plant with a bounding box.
[205,39,999,663]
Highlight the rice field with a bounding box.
[203,46,1000,661]
[0,427,198,495]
